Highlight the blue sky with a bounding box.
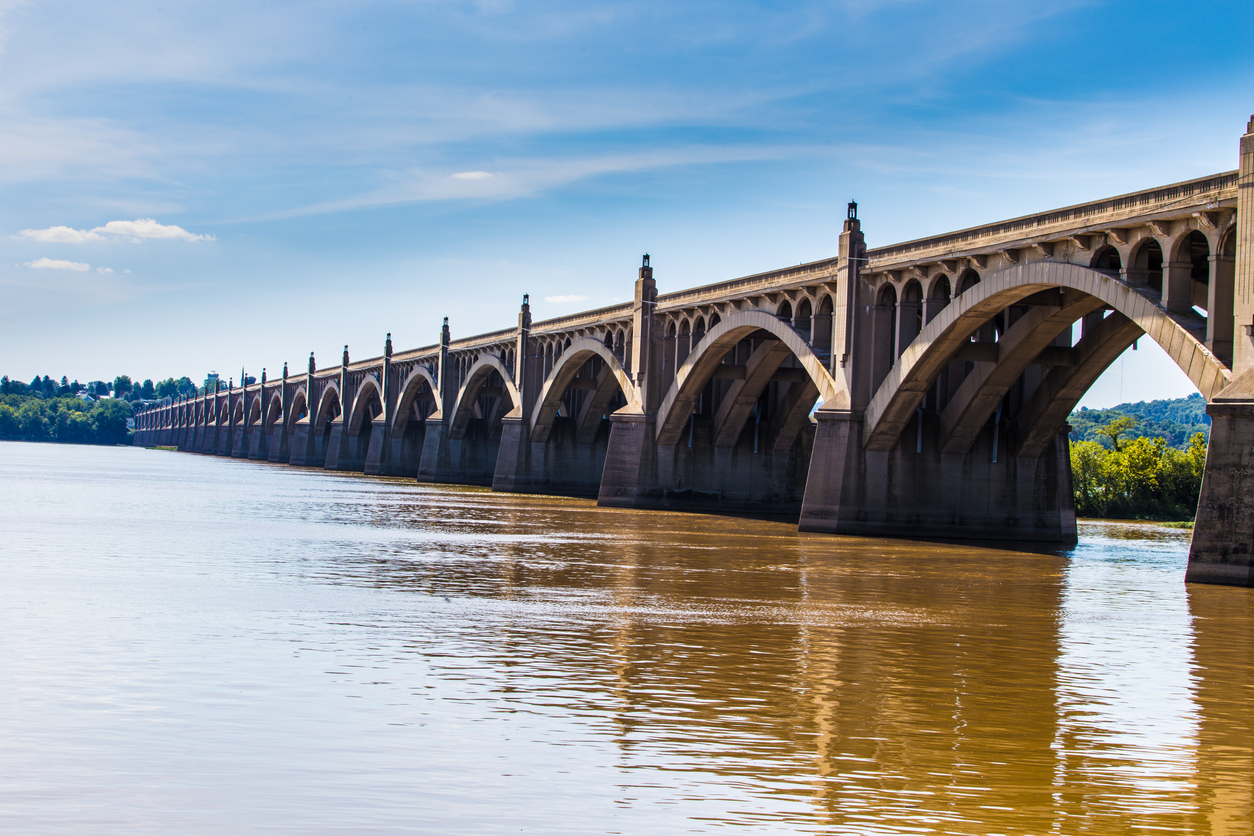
[1,0,1251,406]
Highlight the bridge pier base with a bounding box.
[417,419,501,486]
[493,416,610,498]
[247,425,267,460]
[1187,396,1254,586]
[286,421,318,466]
[597,410,812,514]
[325,421,374,472]
[230,425,248,458]
[365,421,425,477]
[596,411,657,507]
[267,425,287,463]
[798,409,1077,543]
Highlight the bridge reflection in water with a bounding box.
[281,479,1254,833]
[136,116,1254,586]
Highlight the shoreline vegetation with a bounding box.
[0,376,1207,521]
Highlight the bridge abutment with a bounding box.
[1188,399,1254,586]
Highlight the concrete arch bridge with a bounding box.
[137,117,1254,587]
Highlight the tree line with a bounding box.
[0,372,197,446]
[0,374,197,402]
[1069,393,1208,449]
[1069,416,1205,520]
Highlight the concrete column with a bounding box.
[631,255,659,412]
[832,203,865,396]
[595,257,661,507]
[418,319,455,482]
[270,363,290,463]
[1233,115,1254,376]
[869,300,896,393]
[1186,115,1254,588]
[1162,259,1194,313]
[492,297,539,492]
[1188,397,1254,586]
[895,298,921,357]
[1208,253,1236,364]
[288,354,316,466]
[324,347,351,469]
[365,335,394,475]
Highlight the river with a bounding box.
[1,441,1250,834]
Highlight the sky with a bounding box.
[0,0,1251,408]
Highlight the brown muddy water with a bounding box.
[1,441,1251,834]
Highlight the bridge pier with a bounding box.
[798,409,1076,543]
[598,413,815,515]
[267,422,288,462]
[1188,397,1254,586]
[287,420,317,466]
[417,417,503,486]
[1187,115,1254,586]
[495,415,614,498]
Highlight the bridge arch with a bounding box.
[347,376,382,436]
[246,396,262,428]
[312,383,340,435]
[263,390,283,428]
[530,337,637,443]
[862,261,1232,453]
[287,387,308,430]
[448,355,521,440]
[390,366,439,438]
[655,309,846,447]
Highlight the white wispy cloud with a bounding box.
[16,218,213,244]
[93,218,213,241]
[274,145,794,218]
[452,171,493,180]
[17,225,104,243]
[545,294,590,304]
[96,266,114,273]
[23,257,90,271]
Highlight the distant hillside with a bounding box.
[1069,393,1209,450]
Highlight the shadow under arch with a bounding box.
[312,382,341,435]
[246,394,263,428]
[655,309,846,447]
[390,366,440,437]
[530,337,638,443]
[263,389,283,429]
[448,355,521,440]
[286,387,308,431]
[346,375,382,436]
[863,261,1231,452]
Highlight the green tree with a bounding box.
[0,403,18,438]
[1070,440,1108,516]
[1098,416,1137,451]
[17,400,48,439]
[155,378,179,398]
[112,375,132,398]
[91,398,131,444]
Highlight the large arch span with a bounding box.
[530,337,637,443]
[448,355,521,440]
[655,309,847,447]
[863,261,1232,453]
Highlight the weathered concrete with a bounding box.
[132,115,1254,585]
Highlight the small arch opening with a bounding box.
[1091,245,1122,276]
